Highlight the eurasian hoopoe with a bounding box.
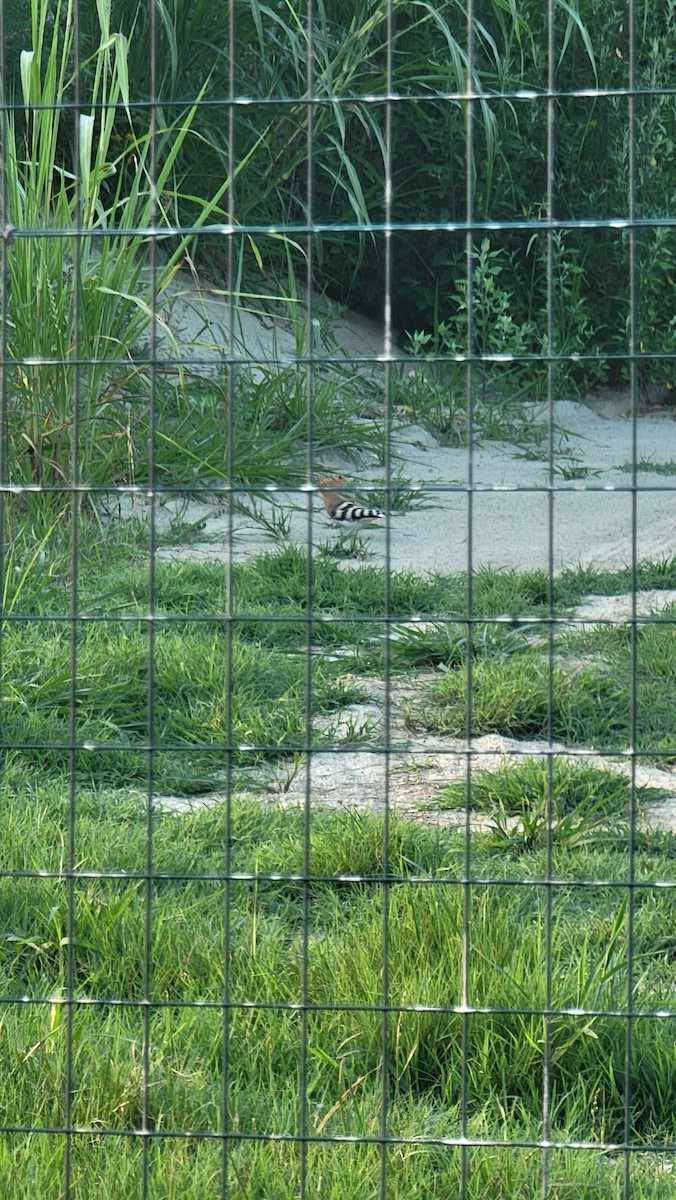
[317,477,385,523]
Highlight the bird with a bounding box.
[317,477,385,523]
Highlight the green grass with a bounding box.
[0,531,564,793]
[554,556,676,606]
[6,360,387,520]
[619,459,676,475]
[388,620,530,668]
[5,0,389,515]
[2,525,676,1190]
[417,601,676,761]
[7,0,394,513]
[432,758,668,852]
[392,361,552,448]
[435,757,650,818]
[0,787,675,1195]
[6,524,676,789]
[1,616,369,791]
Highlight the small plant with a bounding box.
[620,460,676,476]
[435,758,643,852]
[513,421,576,464]
[554,458,602,480]
[317,530,372,561]
[389,622,466,668]
[450,238,538,367]
[156,512,212,547]
[274,751,306,794]
[393,359,468,445]
[234,495,293,543]
[320,708,382,746]
[512,441,549,462]
[399,242,555,445]
[389,620,529,668]
[526,230,608,395]
[486,791,619,853]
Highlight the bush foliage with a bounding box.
[2,0,675,398]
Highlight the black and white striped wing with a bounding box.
[329,501,384,522]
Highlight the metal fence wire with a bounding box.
[1,0,676,1196]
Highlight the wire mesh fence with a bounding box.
[1,0,676,1196]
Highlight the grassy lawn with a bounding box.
[0,787,675,1196]
[2,522,676,1194]
[6,521,676,788]
[0,522,552,794]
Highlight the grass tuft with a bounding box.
[436,757,646,817]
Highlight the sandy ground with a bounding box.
[148,278,676,829]
[151,270,676,576]
[152,411,676,575]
